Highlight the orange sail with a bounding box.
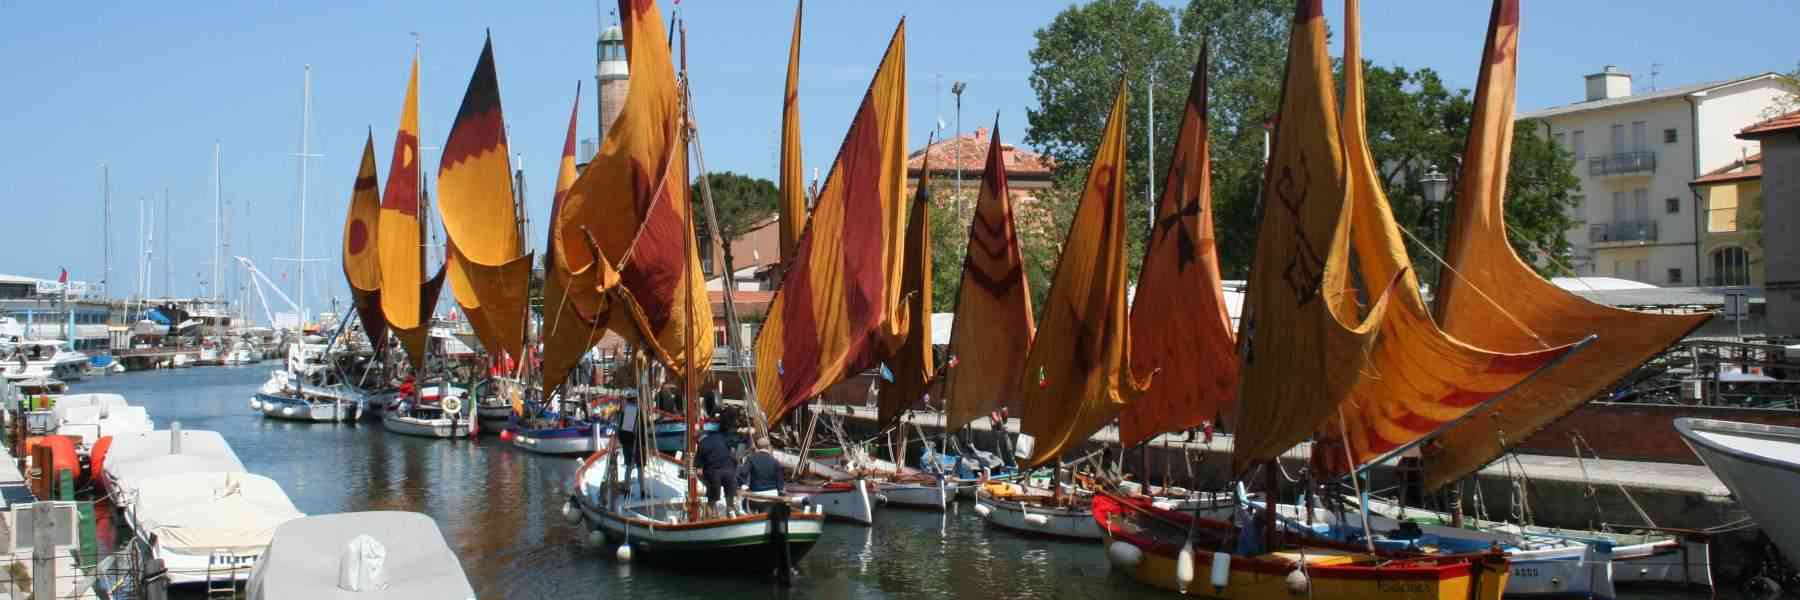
[1229,0,1391,476]
[1312,0,1584,473]
[342,132,387,354]
[876,154,933,427]
[754,21,911,424]
[542,0,713,394]
[943,119,1034,432]
[538,83,597,397]
[377,53,448,370]
[1119,48,1237,449]
[1016,80,1150,468]
[1423,0,1708,489]
[439,35,533,361]
[778,0,807,268]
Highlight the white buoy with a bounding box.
[974,503,992,518]
[1024,513,1051,527]
[1107,541,1143,568]
[249,398,262,410]
[561,500,581,524]
[1285,568,1309,595]
[282,406,298,417]
[615,542,633,561]
[1206,547,1229,593]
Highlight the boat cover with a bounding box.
[110,454,248,498]
[49,394,130,421]
[246,511,475,600]
[103,429,239,467]
[133,472,304,553]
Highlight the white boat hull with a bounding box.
[382,413,470,438]
[1678,417,1800,570]
[876,478,950,511]
[510,429,598,455]
[975,488,1101,541]
[763,480,875,526]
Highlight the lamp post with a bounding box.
[1419,167,1450,289]
[951,81,967,218]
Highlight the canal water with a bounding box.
[82,366,1708,599]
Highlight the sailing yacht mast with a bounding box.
[101,164,111,299]
[213,141,222,301]
[297,65,312,328]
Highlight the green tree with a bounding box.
[689,172,777,282]
[1488,121,1582,275]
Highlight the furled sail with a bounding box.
[778,0,807,269]
[343,133,388,356]
[439,35,533,361]
[1312,0,1584,474]
[754,21,911,424]
[377,53,448,370]
[1229,0,1392,476]
[1423,0,1709,489]
[876,154,933,427]
[1119,48,1237,449]
[541,0,713,396]
[942,119,1034,432]
[1016,80,1151,468]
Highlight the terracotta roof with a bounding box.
[906,128,1053,178]
[1739,109,1800,138]
[1692,152,1762,185]
[708,290,774,315]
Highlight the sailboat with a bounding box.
[563,1,823,570]
[1094,1,1516,597]
[378,42,460,439]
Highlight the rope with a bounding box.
[1570,430,1659,530]
[1397,222,1549,349]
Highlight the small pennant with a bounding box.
[1037,365,1049,389]
[879,363,895,383]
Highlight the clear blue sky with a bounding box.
[2,0,1793,319]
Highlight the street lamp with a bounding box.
[1419,168,1450,205]
[1419,167,1451,290]
[951,81,967,217]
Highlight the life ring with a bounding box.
[443,396,464,414]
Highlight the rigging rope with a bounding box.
[1397,222,1549,349]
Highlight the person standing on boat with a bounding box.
[739,445,784,495]
[697,411,738,511]
[617,392,642,469]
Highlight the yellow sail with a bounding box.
[779,0,807,268]
[1424,0,1709,489]
[1314,0,1583,473]
[1119,49,1237,449]
[754,21,911,424]
[439,35,532,361]
[1016,80,1151,468]
[1230,0,1391,476]
[943,119,1034,432]
[343,133,388,354]
[876,156,933,427]
[539,84,593,397]
[376,54,447,370]
[542,0,712,394]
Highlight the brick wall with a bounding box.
[1515,402,1800,463]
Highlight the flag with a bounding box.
[755,20,911,424]
[343,132,388,355]
[1016,79,1151,468]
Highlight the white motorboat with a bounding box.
[1678,417,1800,570]
[769,449,875,525]
[0,339,89,382]
[974,481,1102,541]
[126,471,305,587]
[252,370,362,423]
[246,511,475,600]
[53,394,153,450]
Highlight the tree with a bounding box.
[1490,122,1582,275]
[689,172,777,283]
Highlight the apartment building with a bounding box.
[1519,66,1789,285]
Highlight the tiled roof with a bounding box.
[708,290,774,315]
[906,128,1053,178]
[1517,73,1780,121]
[1739,109,1800,138]
[1692,152,1762,185]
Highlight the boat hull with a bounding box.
[1677,417,1800,569]
[976,487,1102,541]
[577,501,823,572]
[382,413,471,439]
[477,403,512,433]
[254,393,357,422]
[510,426,598,455]
[770,480,875,526]
[876,478,950,511]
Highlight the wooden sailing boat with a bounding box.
[1097,2,1512,597]
[378,41,461,439]
[976,78,1147,542]
[565,0,823,572]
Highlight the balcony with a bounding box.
[1588,220,1659,244]
[1587,151,1656,177]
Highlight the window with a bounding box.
[1666,197,1680,214]
[1711,246,1751,286]
[1572,130,1586,160]
[1668,268,1683,284]
[1664,128,1678,144]
[1612,191,1628,222]
[1631,121,1647,152]
[1611,124,1626,154]
[1632,189,1650,221]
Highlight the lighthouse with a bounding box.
[595,24,628,143]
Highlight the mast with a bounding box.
[101,164,111,300]
[162,189,170,298]
[678,17,702,520]
[213,141,222,301]
[297,64,313,329]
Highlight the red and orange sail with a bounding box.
[439,35,533,361]
[542,0,713,395]
[1424,0,1708,488]
[377,52,448,370]
[539,83,591,397]
[876,153,933,427]
[1230,0,1391,476]
[1119,48,1237,449]
[755,21,911,424]
[943,119,1034,432]
[1016,80,1151,468]
[1314,0,1582,474]
[342,133,387,355]
[778,0,807,268]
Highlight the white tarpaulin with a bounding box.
[49,394,130,421]
[132,472,304,554]
[247,511,475,600]
[103,429,240,472]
